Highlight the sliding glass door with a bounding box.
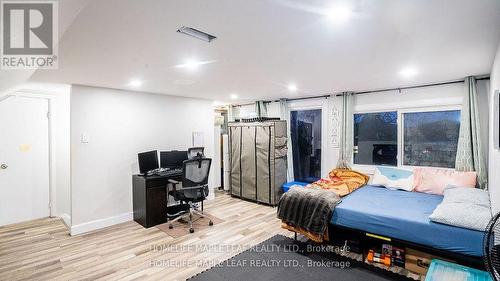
[290,109,322,183]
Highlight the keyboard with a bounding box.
[156,168,182,177]
[146,167,168,176]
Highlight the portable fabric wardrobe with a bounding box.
[228,120,287,206]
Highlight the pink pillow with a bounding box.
[413,168,477,195]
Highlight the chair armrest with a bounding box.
[181,184,207,190]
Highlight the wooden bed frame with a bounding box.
[291,224,484,271]
[328,224,484,270]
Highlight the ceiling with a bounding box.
[25,0,500,102]
[0,0,88,95]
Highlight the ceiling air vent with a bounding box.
[177,26,216,43]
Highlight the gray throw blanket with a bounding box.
[277,187,341,236]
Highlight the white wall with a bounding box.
[327,80,489,174]
[234,102,281,119]
[70,85,214,234]
[331,82,489,176]
[489,43,500,215]
[233,83,488,180]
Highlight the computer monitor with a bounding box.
[138,150,159,174]
[160,150,188,169]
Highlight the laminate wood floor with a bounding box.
[0,193,291,281]
[0,192,420,281]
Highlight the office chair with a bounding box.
[167,157,212,233]
[187,147,205,159]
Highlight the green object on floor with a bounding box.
[424,259,492,281]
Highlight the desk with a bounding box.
[132,173,185,228]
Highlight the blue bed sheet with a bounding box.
[330,185,484,257]
[282,181,308,193]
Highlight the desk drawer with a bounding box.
[146,177,169,188]
[146,186,168,227]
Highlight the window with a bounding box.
[403,110,461,168]
[290,109,322,182]
[353,109,461,169]
[353,111,398,166]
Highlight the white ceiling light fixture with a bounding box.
[288,83,298,92]
[230,94,238,100]
[399,66,419,79]
[175,58,215,71]
[127,79,143,88]
[326,4,353,22]
[177,26,217,43]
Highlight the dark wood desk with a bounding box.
[132,173,185,228]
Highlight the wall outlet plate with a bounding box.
[81,133,90,143]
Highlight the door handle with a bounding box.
[0,164,7,169]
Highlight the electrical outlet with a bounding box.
[81,133,90,143]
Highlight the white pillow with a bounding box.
[371,166,414,191]
[429,187,492,231]
[429,202,492,231]
[443,186,491,207]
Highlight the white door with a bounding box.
[0,96,50,226]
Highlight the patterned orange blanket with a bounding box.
[282,168,369,242]
[305,168,369,197]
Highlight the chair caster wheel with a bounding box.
[169,224,173,229]
[209,220,213,226]
[189,228,194,233]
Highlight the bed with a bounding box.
[330,185,484,258]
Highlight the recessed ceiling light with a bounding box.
[176,58,202,71]
[230,94,238,100]
[326,4,353,22]
[399,67,418,78]
[288,84,298,92]
[128,79,143,88]
[175,58,215,71]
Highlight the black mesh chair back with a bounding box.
[182,158,211,187]
[187,147,205,159]
[180,158,211,199]
[167,157,214,233]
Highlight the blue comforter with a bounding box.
[331,185,484,257]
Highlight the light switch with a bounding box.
[81,134,90,143]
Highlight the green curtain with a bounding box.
[337,92,354,169]
[279,98,293,181]
[228,105,239,122]
[455,76,488,189]
[255,101,267,118]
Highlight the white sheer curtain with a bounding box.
[455,76,488,189]
[337,92,354,169]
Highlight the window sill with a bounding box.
[351,164,456,176]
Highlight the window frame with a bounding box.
[352,105,462,173]
[287,98,329,179]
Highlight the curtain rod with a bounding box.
[233,76,490,107]
[351,76,490,96]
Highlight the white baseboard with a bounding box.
[70,212,133,236]
[59,213,71,228]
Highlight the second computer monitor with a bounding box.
[160,150,188,169]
